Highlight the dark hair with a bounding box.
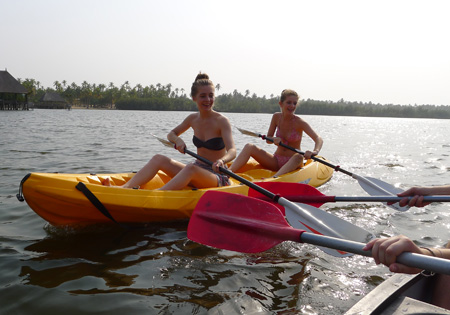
[280,89,299,103]
[191,72,214,97]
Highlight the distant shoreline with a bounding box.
[69,106,115,110]
[33,106,450,120]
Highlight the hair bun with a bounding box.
[190,72,214,97]
[195,73,209,82]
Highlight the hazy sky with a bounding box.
[2,0,449,105]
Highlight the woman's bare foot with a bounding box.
[102,177,112,186]
[102,177,138,189]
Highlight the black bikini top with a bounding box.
[193,135,225,150]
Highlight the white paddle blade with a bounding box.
[355,175,409,211]
[235,127,260,138]
[151,134,174,148]
[290,219,354,257]
[298,178,311,185]
[280,198,375,258]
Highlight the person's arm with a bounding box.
[398,185,450,207]
[219,116,236,165]
[300,120,323,159]
[212,116,236,172]
[167,114,194,154]
[266,114,280,145]
[364,235,450,274]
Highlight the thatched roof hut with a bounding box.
[0,70,28,94]
[37,92,68,109]
[0,70,29,110]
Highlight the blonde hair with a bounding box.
[190,73,214,97]
[280,89,299,103]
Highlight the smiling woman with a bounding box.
[230,89,323,177]
[103,72,237,191]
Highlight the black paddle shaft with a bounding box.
[184,148,279,202]
[259,134,353,177]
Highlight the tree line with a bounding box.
[18,78,450,119]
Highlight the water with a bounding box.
[1,109,450,314]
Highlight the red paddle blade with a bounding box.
[250,182,329,208]
[188,191,302,253]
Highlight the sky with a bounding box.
[2,0,449,105]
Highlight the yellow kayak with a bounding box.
[18,158,333,226]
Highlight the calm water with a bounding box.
[1,109,450,314]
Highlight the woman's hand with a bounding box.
[272,137,282,146]
[363,235,424,274]
[174,138,186,154]
[397,187,432,207]
[303,150,318,160]
[213,159,225,173]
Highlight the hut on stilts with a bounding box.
[37,92,69,109]
[0,70,29,110]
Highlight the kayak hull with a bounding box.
[345,273,450,314]
[20,157,333,226]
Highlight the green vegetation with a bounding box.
[18,78,450,118]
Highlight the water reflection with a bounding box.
[20,222,312,312]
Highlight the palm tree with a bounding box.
[53,80,62,93]
[166,83,172,96]
[21,78,36,98]
[81,81,92,108]
[149,84,156,97]
[135,84,143,97]
[108,82,116,108]
[215,83,221,94]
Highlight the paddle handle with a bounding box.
[334,196,450,202]
[300,232,450,275]
[259,134,353,177]
[286,195,450,203]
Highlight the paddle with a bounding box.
[236,127,408,211]
[188,191,450,275]
[153,135,374,257]
[249,182,450,209]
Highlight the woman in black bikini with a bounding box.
[104,73,236,190]
[230,89,323,177]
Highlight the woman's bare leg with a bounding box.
[230,143,278,173]
[274,153,303,177]
[160,163,218,190]
[122,154,184,188]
